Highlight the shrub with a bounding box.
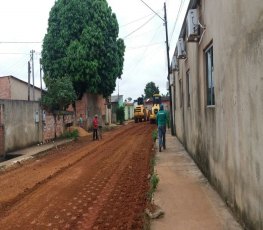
[148,171,159,202]
[63,129,79,141]
[152,129,157,142]
[116,106,125,124]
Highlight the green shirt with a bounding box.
[157,110,166,126]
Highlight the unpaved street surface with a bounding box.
[0,122,155,229]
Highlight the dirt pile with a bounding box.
[69,126,90,137]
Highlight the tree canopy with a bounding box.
[42,0,125,99]
[144,81,160,99]
[40,76,77,111]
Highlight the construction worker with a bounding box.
[156,104,167,152]
[92,114,99,140]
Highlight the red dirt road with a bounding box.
[0,122,155,229]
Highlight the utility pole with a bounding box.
[164,2,175,135]
[30,50,35,100]
[27,61,31,101]
[138,1,175,135]
[139,1,175,135]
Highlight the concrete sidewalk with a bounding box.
[0,139,72,170]
[151,130,243,230]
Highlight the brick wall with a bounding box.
[0,77,11,99]
[0,104,5,157]
[43,113,74,142]
[74,93,106,130]
[0,125,5,157]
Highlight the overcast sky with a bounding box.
[0,0,189,101]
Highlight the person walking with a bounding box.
[79,114,83,128]
[92,114,99,140]
[156,104,167,152]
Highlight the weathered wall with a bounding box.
[0,100,43,153]
[0,76,41,101]
[0,105,4,157]
[43,113,74,142]
[75,93,106,130]
[0,77,11,99]
[174,0,263,229]
[124,104,134,120]
[0,125,4,158]
[10,77,41,101]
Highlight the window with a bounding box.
[205,45,214,106]
[186,69,190,107]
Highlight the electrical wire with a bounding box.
[124,22,164,74]
[126,41,164,50]
[169,0,185,43]
[120,12,155,27]
[122,14,157,39]
[138,0,164,21]
[0,42,42,44]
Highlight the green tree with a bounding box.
[116,106,125,124]
[144,82,160,99]
[42,0,125,99]
[40,76,77,111]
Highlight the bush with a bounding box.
[116,106,125,124]
[148,171,159,202]
[152,129,157,142]
[63,129,79,141]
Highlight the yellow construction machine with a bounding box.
[149,94,162,124]
[134,97,149,123]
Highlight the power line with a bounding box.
[0,41,41,44]
[126,41,164,50]
[120,13,154,27]
[122,14,157,39]
[124,23,164,74]
[169,0,185,42]
[138,0,164,21]
[0,53,28,55]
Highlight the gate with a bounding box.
[0,105,5,158]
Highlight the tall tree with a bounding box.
[40,76,77,111]
[144,82,160,99]
[41,0,125,99]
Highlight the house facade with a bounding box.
[170,0,263,229]
[123,101,134,121]
[0,76,105,156]
[110,95,123,123]
[70,93,107,130]
[144,96,170,112]
[0,75,42,101]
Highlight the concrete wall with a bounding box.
[124,104,134,120]
[0,100,43,153]
[10,77,42,101]
[173,0,263,229]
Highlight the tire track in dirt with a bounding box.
[0,122,155,229]
[0,123,145,214]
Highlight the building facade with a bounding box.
[124,101,134,121]
[0,75,42,101]
[170,0,263,229]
